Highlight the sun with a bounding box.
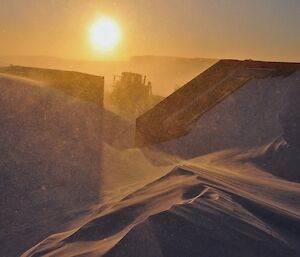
[89,17,121,52]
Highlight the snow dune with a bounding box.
[22,154,300,257]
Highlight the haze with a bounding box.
[1,0,299,61]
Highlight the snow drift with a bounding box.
[22,155,300,257]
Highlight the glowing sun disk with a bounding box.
[89,17,121,52]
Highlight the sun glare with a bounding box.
[89,17,121,52]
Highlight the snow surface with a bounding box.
[1,73,300,257]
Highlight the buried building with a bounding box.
[135,59,300,158]
[0,65,104,106]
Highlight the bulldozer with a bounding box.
[113,72,152,98]
[110,72,153,119]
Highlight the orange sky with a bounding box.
[1,0,299,61]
